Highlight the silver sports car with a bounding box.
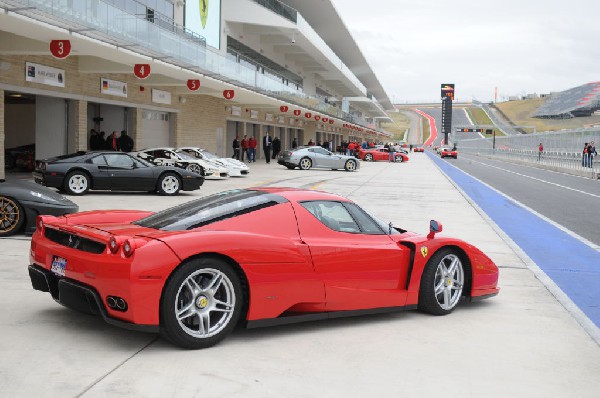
[278,146,360,171]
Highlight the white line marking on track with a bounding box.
[467,158,600,199]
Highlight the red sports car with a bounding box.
[358,148,409,162]
[28,188,499,349]
[413,147,425,153]
[440,148,458,159]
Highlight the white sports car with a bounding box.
[178,147,250,177]
[134,148,230,179]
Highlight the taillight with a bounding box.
[36,216,45,235]
[123,240,134,257]
[109,236,120,254]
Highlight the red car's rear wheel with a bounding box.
[161,258,243,349]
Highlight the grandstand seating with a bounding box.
[532,82,600,118]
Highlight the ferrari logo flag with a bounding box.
[420,246,428,258]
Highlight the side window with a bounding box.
[314,147,329,155]
[342,203,385,235]
[301,201,360,233]
[90,155,107,165]
[105,154,134,168]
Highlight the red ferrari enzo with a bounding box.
[28,188,499,349]
[357,148,409,162]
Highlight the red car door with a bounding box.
[376,149,389,161]
[293,200,410,311]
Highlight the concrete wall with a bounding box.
[35,96,66,159]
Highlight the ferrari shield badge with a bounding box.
[420,246,428,258]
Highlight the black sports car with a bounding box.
[33,151,204,196]
[0,179,78,236]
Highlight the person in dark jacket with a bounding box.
[106,131,119,151]
[292,138,298,149]
[232,136,240,160]
[263,133,272,163]
[117,131,134,152]
[272,136,281,160]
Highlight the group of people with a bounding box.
[89,129,134,152]
[232,134,282,164]
[582,141,597,168]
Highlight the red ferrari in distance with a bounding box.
[440,148,458,159]
[357,148,409,162]
[28,188,499,349]
[413,147,425,153]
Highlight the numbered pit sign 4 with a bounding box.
[134,64,151,79]
[293,109,301,116]
[187,79,201,91]
[50,40,71,59]
[223,90,235,100]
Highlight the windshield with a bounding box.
[200,151,219,160]
[174,151,196,160]
[134,189,287,231]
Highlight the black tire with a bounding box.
[299,157,312,170]
[64,171,90,195]
[0,196,25,237]
[364,154,373,161]
[344,159,357,171]
[286,165,296,170]
[157,173,181,196]
[418,248,465,315]
[160,257,243,349]
[397,156,404,163]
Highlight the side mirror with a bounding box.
[427,220,443,239]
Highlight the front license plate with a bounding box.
[51,256,67,277]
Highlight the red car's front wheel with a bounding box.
[160,258,243,349]
[418,248,465,315]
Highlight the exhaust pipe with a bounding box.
[116,298,127,310]
[106,296,117,309]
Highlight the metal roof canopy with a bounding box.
[278,0,393,110]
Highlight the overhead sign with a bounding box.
[187,79,201,91]
[250,109,258,119]
[265,113,273,122]
[441,84,455,101]
[185,0,222,49]
[134,64,151,79]
[100,78,127,97]
[293,109,301,116]
[25,62,65,87]
[231,106,241,116]
[223,89,235,100]
[49,40,71,59]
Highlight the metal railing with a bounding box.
[458,128,600,175]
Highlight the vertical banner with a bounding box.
[441,97,453,145]
[185,0,222,49]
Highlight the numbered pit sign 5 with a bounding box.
[134,64,151,79]
[223,90,235,100]
[49,40,71,59]
[187,79,201,91]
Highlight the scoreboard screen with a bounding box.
[456,128,495,134]
[441,84,455,100]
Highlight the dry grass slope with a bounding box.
[381,111,411,141]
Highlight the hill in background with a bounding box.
[495,98,600,133]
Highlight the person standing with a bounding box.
[272,136,281,160]
[263,132,272,163]
[587,142,596,168]
[107,131,119,151]
[89,129,99,150]
[240,135,248,162]
[388,144,396,162]
[292,137,298,149]
[232,136,240,160]
[538,142,543,161]
[117,130,134,152]
[582,143,589,167]
[248,135,257,162]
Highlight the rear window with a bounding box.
[134,190,287,231]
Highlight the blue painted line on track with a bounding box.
[427,152,600,327]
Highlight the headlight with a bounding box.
[30,190,57,202]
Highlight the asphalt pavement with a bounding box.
[0,155,599,397]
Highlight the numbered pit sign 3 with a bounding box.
[223,90,235,100]
[134,64,151,79]
[280,105,289,113]
[49,40,71,59]
[187,79,201,91]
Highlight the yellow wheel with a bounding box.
[0,196,25,237]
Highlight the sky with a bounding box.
[331,0,600,103]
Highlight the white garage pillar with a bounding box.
[0,89,4,180]
[131,107,142,152]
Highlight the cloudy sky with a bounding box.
[331,0,600,103]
